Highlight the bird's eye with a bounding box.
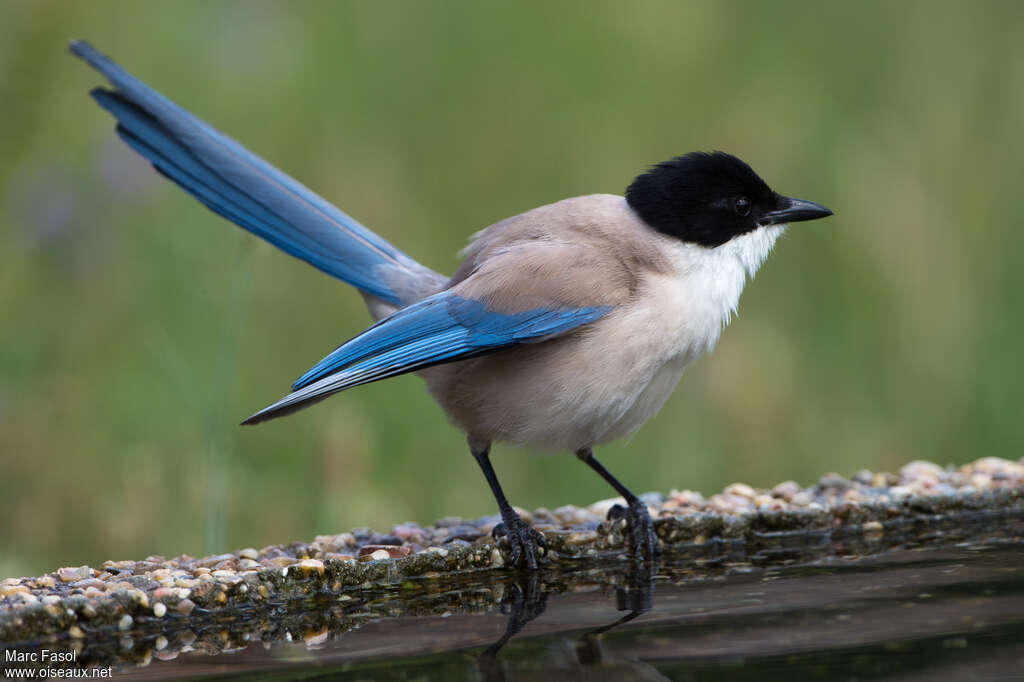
[734,197,751,216]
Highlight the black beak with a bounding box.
[759,195,833,226]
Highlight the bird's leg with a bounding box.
[575,447,661,559]
[471,439,548,569]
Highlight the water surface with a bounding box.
[119,541,1024,681]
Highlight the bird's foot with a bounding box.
[492,515,548,569]
[607,499,661,560]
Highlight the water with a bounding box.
[115,541,1024,681]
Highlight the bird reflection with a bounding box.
[478,561,666,681]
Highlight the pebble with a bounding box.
[563,530,599,547]
[324,552,356,562]
[512,507,533,524]
[709,494,755,514]
[392,523,428,542]
[889,486,913,500]
[901,460,944,480]
[313,534,351,553]
[640,492,666,506]
[118,614,133,631]
[190,581,214,600]
[195,554,236,569]
[790,491,813,507]
[357,545,411,559]
[588,496,626,519]
[152,587,176,600]
[57,566,92,582]
[819,474,855,491]
[212,570,243,585]
[0,584,29,598]
[771,481,801,500]
[666,489,706,506]
[724,483,757,499]
[442,524,487,541]
[853,469,874,485]
[262,557,297,569]
[971,473,992,489]
[554,505,599,526]
[152,602,167,617]
[970,457,1024,478]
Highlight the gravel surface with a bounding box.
[2,456,1022,650]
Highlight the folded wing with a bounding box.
[242,290,611,423]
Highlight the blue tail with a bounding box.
[71,40,445,307]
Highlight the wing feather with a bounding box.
[242,292,611,424]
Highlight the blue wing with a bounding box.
[242,292,612,424]
[72,41,441,305]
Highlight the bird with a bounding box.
[72,41,832,569]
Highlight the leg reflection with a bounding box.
[576,560,656,665]
[478,573,548,681]
[477,561,658,680]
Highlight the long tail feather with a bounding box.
[72,40,445,306]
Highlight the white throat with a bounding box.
[662,224,786,353]
[727,224,787,279]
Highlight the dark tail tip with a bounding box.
[239,389,331,426]
[240,407,272,425]
[240,402,289,425]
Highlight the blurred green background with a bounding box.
[2,1,1022,577]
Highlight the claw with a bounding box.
[607,500,661,559]
[536,534,549,556]
[492,516,547,569]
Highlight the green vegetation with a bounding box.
[1,1,1022,577]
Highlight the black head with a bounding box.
[625,151,832,247]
